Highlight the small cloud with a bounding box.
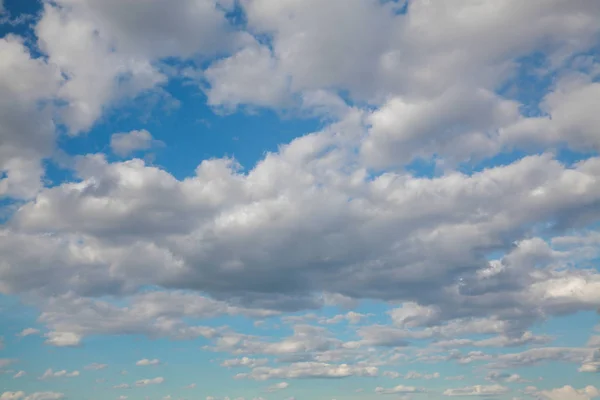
[13,370,26,378]
[17,328,40,337]
[486,371,528,383]
[404,371,440,380]
[221,357,268,368]
[266,382,289,392]
[446,375,466,381]
[39,369,80,379]
[135,377,164,387]
[44,332,81,347]
[579,362,600,373]
[443,384,509,396]
[136,359,160,366]
[184,383,197,389]
[110,129,164,157]
[113,383,129,389]
[375,385,423,394]
[85,363,108,371]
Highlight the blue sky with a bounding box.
[1,1,600,400]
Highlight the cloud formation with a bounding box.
[0,0,599,399]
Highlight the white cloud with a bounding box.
[236,362,377,381]
[112,384,129,389]
[579,350,600,373]
[39,369,80,379]
[404,371,440,380]
[46,0,238,59]
[33,291,275,346]
[486,372,528,383]
[209,0,600,111]
[6,145,600,318]
[136,359,160,366]
[443,384,509,396]
[1,393,25,400]
[375,385,423,395]
[204,39,291,110]
[265,382,289,392]
[221,358,268,368]
[32,0,242,135]
[490,347,592,369]
[2,147,600,358]
[579,363,600,373]
[501,77,600,153]
[320,312,370,325]
[362,87,520,168]
[135,377,164,387]
[17,329,40,338]
[43,332,81,348]
[35,3,167,134]
[538,385,600,400]
[24,393,64,400]
[110,130,163,157]
[1,0,600,394]
[0,35,61,199]
[85,363,107,370]
[13,371,26,379]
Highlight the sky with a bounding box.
[0,0,600,399]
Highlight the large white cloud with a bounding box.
[33,0,245,134]
[206,0,600,104]
[2,132,600,352]
[5,144,600,311]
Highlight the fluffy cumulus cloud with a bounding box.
[537,385,600,400]
[1,0,600,399]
